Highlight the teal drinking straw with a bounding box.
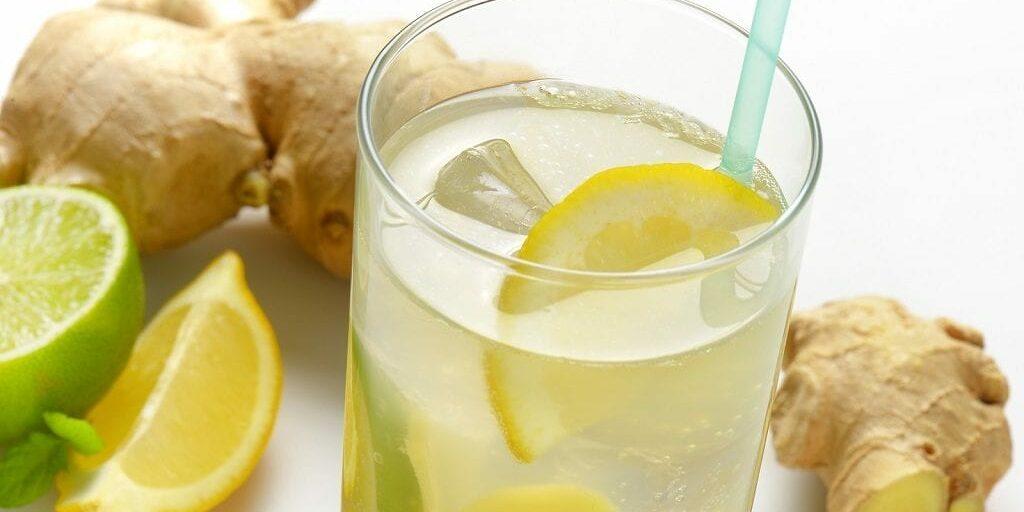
[720,0,792,185]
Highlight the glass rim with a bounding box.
[357,0,822,285]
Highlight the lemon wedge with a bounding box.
[489,163,781,462]
[498,163,779,313]
[463,485,616,512]
[56,252,282,512]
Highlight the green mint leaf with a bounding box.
[43,412,104,456]
[0,432,67,507]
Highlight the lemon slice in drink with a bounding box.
[499,163,779,313]
[0,186,143,444]
[464,485,616,512]
[490,163,781,461]
[484,345,648,463]
[56,252,282,512]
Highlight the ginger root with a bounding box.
[0,0,534,277]
[772,297,1012,512]
[98,0,314,26]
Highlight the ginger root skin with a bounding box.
[0,1,535,277]
[0,128,22,185]
[771,297,1012,512]
[99,0,314,27]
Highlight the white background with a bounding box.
[2,0,1021,510]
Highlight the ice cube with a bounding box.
[421,139,552,234]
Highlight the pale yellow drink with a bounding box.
[344,81,798,512]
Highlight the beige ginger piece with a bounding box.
[772,297,1012,512]
[0,0,534,277]
[99,0,314,27]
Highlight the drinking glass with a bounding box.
[344,1,821,510]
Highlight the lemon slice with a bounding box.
[485,345,647,463]
[463,485,616,512]
[498,163,779,313]
[55,252,282,512]
[489,163,781,462]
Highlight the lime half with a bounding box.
[0,186,144,444]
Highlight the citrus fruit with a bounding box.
[498,163,779,313]
[463,485,616,512]
[0,186,143,444]
[490,163,781,460]
[484,345,648,463]
[55,252,282,511]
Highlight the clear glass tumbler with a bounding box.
[344,1,821,511]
